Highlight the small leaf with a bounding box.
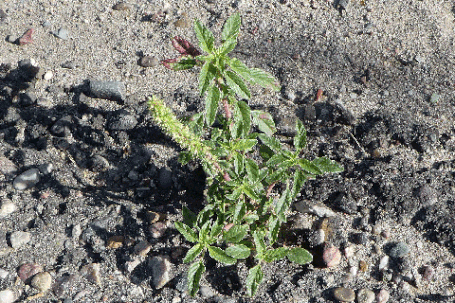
[205,83,221,126]
[287,247,313,265]
[242,184,259,201]
[224,225,248,243]
[210,215,224,239]
[291,170,307,200]
[275,183,292,222]
[194,19,215,53]
[188,261,205,296]
[208,246,237,265]
[258,133,282,153]
[162,56,197,71]
[237,100,251,137]
[245,158,259,182]
[268,217,281,245]
[226,244,251,259]
[311,157,344,173]
[233,152,245,175]
[175,222,198,243]
[198,62,216,96]
[233,200,246,224]
[259,145,274,161]
[266,154,287,167]
[234,139,257,151]
[171,36,202,56]
[225,71,251,100]
[219,37,237,55]
[246,264,263,297]
[263,247,288,263]
[253,231,266,256]
[296,159,323,175]
[228,58,280,91]
[252,111,276,136]
[294,119,307,151]
[221,12,241,41]
[183,206,198,228]
[178,151,193,165]
[244,213,259,224]
[265,168,289,184]
[184,243,204,263]
[198,220,211,244]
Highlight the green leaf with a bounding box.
[253,231,266,256]
[287,247,313,265]
[233,152,245,175]
[233,201,246,224]
[296,159,323,175]
[183,206,198,228]
[199,220,211,244]
[238,100,251,137]
[198,62,216,96]
[268,216,281,245]
[266,154,287,167]
[228,58,280,91]
[258,133,282,153]
[252,111,276,136]
[221,12,241,41]
[275,184,292,222]
[265,168,289,184]
[184,243,204,263]
[245,158,259,182]
[225,71,251,100]
[205,83,221,126]
[178,151,193,165]
[219,37,237,55]
[163,57,197,71]
[259,145,274,161]
[210,215,224,239]
[226,244,251,259]
[188,261,205,296]
[244,213,259,224]
[263,247,288,263]
[194,19,215,53]
[233,139,257,151]
[175,222,198,243]
[311,157,344,173]
[294,119,307,151]
[208,246,237,265]
[246,264,263,297]
[242,184,259,201]
[224,225,248,243]
[291,170,307,200]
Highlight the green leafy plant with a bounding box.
[149,13,343,297]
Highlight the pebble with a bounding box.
[18,28,34,45]
[134,241,152,257]
[0,9,7,22]
[149,222,167,238]
[54,28,69,40]
[388,242,410,258]
[0,199,16,218]
[0,289,16,303]
[42,20,51,27]
[418,184,437,207]
[6,35,17,43]
[322,244,342,267]
[376,289,390,303]
[108,110,138,131]
[308,229,325,247]
[146,211,162,224]
[112,2,131,10]
[90,155,110,172]
[82,263,102,285]
[333,287,355,302]
[379,255,389,271]
[18,58,40,82]
[422,265,435,281]
[89,80,125,101]
[51,116,73,137]
[0,156,18,177]
[107,236,124,249]
[61,61,75,69]
[294,201,336,217]
[13,168,40,191]
[19,263,43,283]
[357,288,375,303]
[0,268,9,279]
[351,232,368,245]
[9,231,31,248]
[38,163,54,174]
[31,272,52,292]
[440,286,454,297]
[43,70,53,80]
[139,56,159,67]
[174,15,190,28]
[18,91,37,106]
[149,256,173,289]
[199,285,215,298]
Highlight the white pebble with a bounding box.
[0,200,16,218]
[43,71,53,80]
[0,289,16,303]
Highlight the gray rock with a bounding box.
[18,263,43,283]
[294,201,336,217]
[89,80,125,101]
[376,289,390,303]
[61,61,75,69]
[308,229,325,247]
[139,56,159,67]
[0,199,16,218]
[82,263,102,285]
[90,155,110,172]
[13,168,40,190]
[175,274,188,293]
[0,268,9,279]
[418,184,437,207]
[333,287,355,302]
[39,163,54,174]
[42,20,51,27]
[0,289,16,303]
[149,256,174,289]
[54,27,69,40]
[379,255,389,271]
[9,231,31,248]
[108,110,138,131]
[388,242,410,258]
[357,289,375,303]
[19,91,37,106]
[422,265,435,281]
[0,156,17,177]
[199,285,215,298]
[51,116,72,137]
[31,272,52,291]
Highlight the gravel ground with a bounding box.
[1,0,455,302]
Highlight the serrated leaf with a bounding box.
[311,157,344,173]
[234,139,257,151]
[275,184,292,222]
[205,83,221,126]
[257,133,282,153]
[199,220,211,244]
[219,37,237,55]
[253,231,266,256]
[233,201,246,224]
[194,19,214,53]
[162,56,197,71]
[222,12,241,41]
[175,222,198,243]
[225,71,251,100]
[291,170,307,200]
[210,216,224,239]
[183,206,198,228]
[266,154,287,168]
[294,119,307,151]
[296,159,323,175]
[252,111,276,136]
[224,224,248,243]
[265,168,289,184]
[199,62,216,96]
[233,152,245,175]
[245,158,259,182]
[226,244,251,259]
[178,151,193,165]
[268,217,281,245]
[238,100,251,137]
[244,214,259,224]
[246,264,263,297]
[287,247,313,265]
[184,243,204,263]
[242,184,259,201]
[188,261,205,296]
[259,145,274,161]
[263,247,288,263]
[208,246,237,265]
[228,58,279,91]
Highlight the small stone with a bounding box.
[174,16,190,28]
[376,289,390,303]
[333,287,355,302]
[113,2,131,10]
[149,222,167,238]
[309,229,325,247]
[107,236,124,249]
[38,163,54,174]
[0,9,7,22]
[89,80,125,101]
[380,230,390,239]
[379,255,389,271]
[419,184,437,207]
[134,241,152,257]
[18,59,40,81]
[19,263,43,283]
[18,28,34,45]
[0,156,18,177]
[294,201,336,217]
[82,263,102,285]
[139,56,159,67]
[0,199,16,218]
[13,168,40,190]
[43,71,53,80]
[199,285,215,298]
[351,232,368,245]
[19,91,37,106]
[323,244,342,268]
[126,258,141,273]
[149,256,174,289]
[422,265,435,281]
[388,242,410,258]
[42,20,51,27]
[9,231,31,248]
[357,289,375,303]
[61,61,75,69]
[0,268,9,279]
[359,260,368,272]
[146,211,162,224]
[6,35,17,43]
[90,155,110,172]
[108,110,138,131]
[54,28,69,40]
[0,289,16,303]
[31,272,52,292]
[441,286,454,297]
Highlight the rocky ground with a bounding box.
[1,0,455,302]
